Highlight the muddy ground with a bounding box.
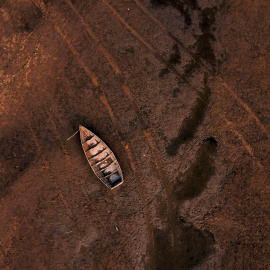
[0,0,269,269]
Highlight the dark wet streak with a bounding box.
[151,0,198,26]
[167,73,211,155]
[174,137,217,203]
[159,43,181,78]
[151,219,215,270]
[195,7,218,67]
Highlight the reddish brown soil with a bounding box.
[0,0,269,269]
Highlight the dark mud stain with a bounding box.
[199,7,217,33]
[151,219,215,270]
[0,125,37,196]
[151,0,198,26]
[153,1,218,71]
[69,114,108,141]
[176,220,215,269]
[194,7,218,67]
[42,0,51,4]
[10,2,43,33]
[159,44,181,78]
[153,228,174,269]
[167,73,211,155]
[159,67,170,78]
[169,44,181,65]
[181,59,200,82]
[69,114,118,147]
[124,45,135,54]
[172,87,180,97]
[180,6,218,80]
[154,2,218,78]
[147,193,215,270]
[70,114,93,132]
[195,33,216,67]
[204,136,218,146]
[174,138,217,203]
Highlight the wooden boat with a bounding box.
[79,125,124,189]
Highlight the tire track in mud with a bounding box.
[47,113,72,166]
[133,0,268,135]
[35,4,156,267]
[219,81,268,134]
[62,0,122,76]
[221,117,263,170]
